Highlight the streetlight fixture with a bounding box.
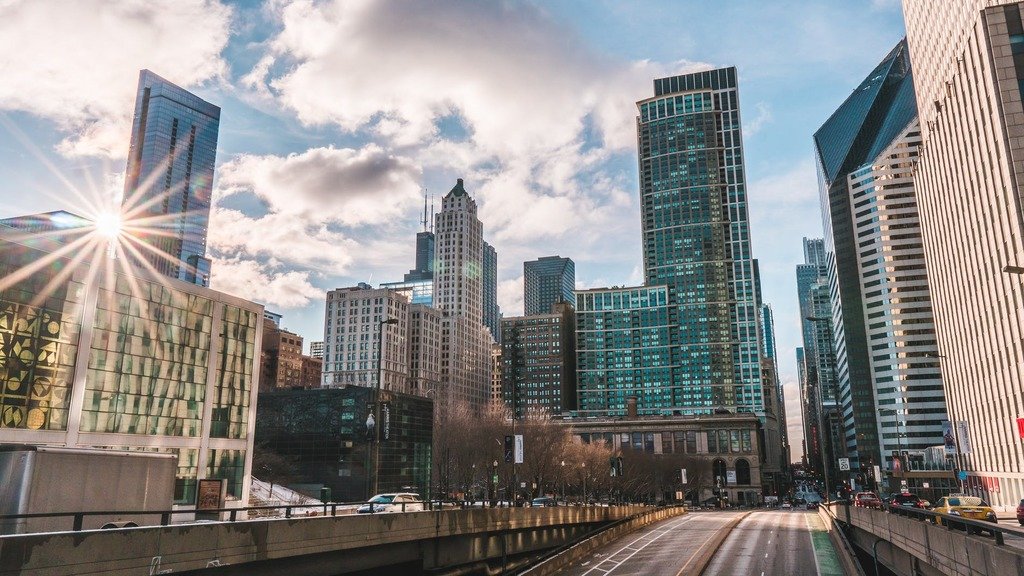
[368,317,399,497]
[560,460,566,503]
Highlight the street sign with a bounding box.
[680,468,688,485]
[958,470,968,481]
[726,470,736,485]
[838,458,850,471]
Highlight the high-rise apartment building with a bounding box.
[636,68,766,416]
[122,70,219,287]
[524,256,576,316]
[407,303,442,396]
[0,221,261,505]
[574,285,675,415]
[321,284,410,393]
[483,241,500,344]
[501,301,577,416]
[902,1,1024,506]
[433,179,493,409]
[814,40,947,488]
[259,322,304,392]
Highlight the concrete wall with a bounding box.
[836,505,1024,576]
[0,506,655,576]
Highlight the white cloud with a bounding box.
[0,0,231,158]
[498,276,524,318]
[743,102,773,137]
[216,145,422,226]
[210,257,323,310]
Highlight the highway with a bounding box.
[555,510,842,576]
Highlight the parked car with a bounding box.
[357,493,424,514]
[889,492,926,509]
[806,501,819,510]
[1017,499,1024,526]
[931,495,997,528]
[530,496,557,507]
[780,501,793,510]
[854,491,883,509]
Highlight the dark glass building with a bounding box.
[123,70,219,287]
[254,388,433,501]
[483,241,500,343]
[405,231,435,282]
[636,67,765,416]
[523,256,576,316]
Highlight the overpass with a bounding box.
[0,505,685,576]
[831,504,1024,575]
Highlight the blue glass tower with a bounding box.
[636,67,765,416]
[123,70,220,287]
[524,256,575,316]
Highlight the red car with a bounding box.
[1016,498,1024,526]
[854,491,883,509]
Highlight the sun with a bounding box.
[93,211,122,240]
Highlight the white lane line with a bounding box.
[579,515,694,576]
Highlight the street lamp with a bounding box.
[368,317,399,497]
[560,460,566,503]
[879,407,906,489]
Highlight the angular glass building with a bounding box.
[814,39,947,489]
[0,220,261,505]
[123,70,219,287]
[636,67,765,416]
[524,256,576,316]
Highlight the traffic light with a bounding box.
[616,456,623,477]
[504,435,513,463]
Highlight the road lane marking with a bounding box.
[579,515,694,576]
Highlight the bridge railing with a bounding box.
[837,502,1017,546]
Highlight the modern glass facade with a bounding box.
[524,256,576,316]
[574,286,675,416]
[0,226,261,504]
[253,388,433,501]
[123,70,219,287]
[814,39,946,481]
[637,67,765,416]
[483,241,500,344]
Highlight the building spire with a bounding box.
[421,188,428,232]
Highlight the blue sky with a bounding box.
[0,0,906,461]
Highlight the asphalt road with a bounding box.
[554,509,842,576]
[554,511,744,576]
[704,510,842,576]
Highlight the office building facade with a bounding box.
[500,301,577,416]
[0,224,261,505]
[122,70,219,287]
[321,284,410,393]
[407,303,442,396]
[636,68,766,417]
[483,241,500,344]
[433,179,493,409]
[902,1,1024,507]
[524,256,576,316]
[814,39,947,484]
[259,323,303,392]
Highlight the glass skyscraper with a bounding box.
[483,241,500,343]
[123,70,220,287]
[636,67,765,416]
[524,256,576,316]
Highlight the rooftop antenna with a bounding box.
[421,188,428,232]
[430,193,435,234]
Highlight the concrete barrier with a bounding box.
[817,505,867,576]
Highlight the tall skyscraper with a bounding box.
[902,1,1024,507]
[501,301,577,415]
[321,284,410,392]
[524,256,576,316]
[636,67,766,416]
[483,241,500,344]
[795,238,832,477]
[122,70,220,287]
[433,179,493,409]
[405,232,435,282]
[814,39,947,489]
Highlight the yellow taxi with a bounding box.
[931,494,997,526]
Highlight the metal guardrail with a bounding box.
[843,502,1015,546]
[0,498,490,534]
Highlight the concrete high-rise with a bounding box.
[122,70,219,287]
[433,179,493,409]
[501,301,577,416]
[524,256,576,316]
[636,68,766,416]
[902,1,1024,507]
[814,39,947,491]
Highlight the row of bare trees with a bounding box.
[433,404,711,504]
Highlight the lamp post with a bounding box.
[879,407,906,491]
[581,462,587,505]
[560,460,565,503]
[369,317,399,497]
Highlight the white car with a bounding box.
[780,502,793,510]
[357,493,425,513]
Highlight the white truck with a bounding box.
[0,445,176,534]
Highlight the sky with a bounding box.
[0,0,907,462]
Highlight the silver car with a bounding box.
[357,493,425,513]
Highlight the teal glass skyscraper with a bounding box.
[636,67,765,416]
[123,70,220,287]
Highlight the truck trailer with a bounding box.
[0,445,176,534]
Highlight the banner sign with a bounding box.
[956,420,972,454]
[514,434,524,464]
[942,420,956,455]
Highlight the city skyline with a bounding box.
[0,1,910,461]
